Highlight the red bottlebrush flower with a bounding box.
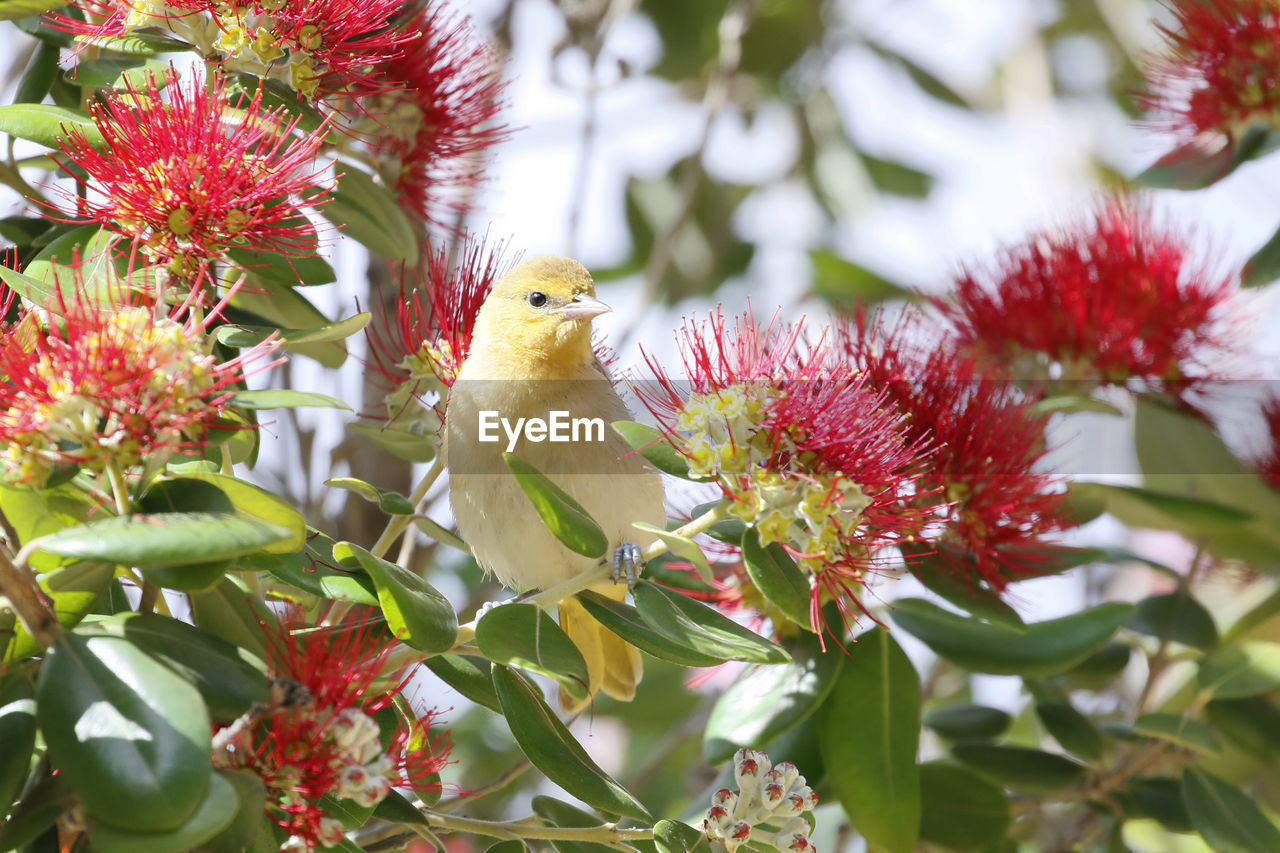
[1141,0,1280,141]
[52,69,330,277]
[840,312,1068,591]
[1258,398,1280,490]
[51,1,412,101]
[213,609,450,850]
[937,199,1234,392]
[0,261,281,487]
[638,309,937,634]
[344,4,508,228]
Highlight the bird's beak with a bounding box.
[559,294,612,321]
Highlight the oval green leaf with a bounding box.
[1133,713,1222,755]
[611,421,697,480]
[950,744,1086,794]
[422,654,500,712]
[633,580,789,664]
[1182,767,1280,853]
[575,589,726,667]
[477,604,591,703]
[1129,591,1219,650]
[0,675,37,812]
[891,599,1132,676]
[334,542,457,653]
[491,665,652,821]
[740,527,812,628]
[30,512,295,568]
[231,389,352,412]
[324,477,415,515]
[924,704,1011,740]
[1197,642,1280,699]
[632,521,712,584]
[503,452,608,559]
[348,421,439,463]
[321,170,417,261]
[89,769,238,853]
[918,762,1010,850]
[1035,700,1104,762]
[0,103,102,148]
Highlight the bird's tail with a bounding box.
[557,585,643,713]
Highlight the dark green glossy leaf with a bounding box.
[740,528,812,629]
[197,770,268,853]
[247,529,376,604]
[1061,642,1132,690]
[1243,220,1280,288]
[1206,697,1280,758]
[1129,591,1219,650]
[477,604,590,703]
[30,512,294,568]
[143,473,306,554]
[227,273,347,368]
[189,577,279,661]
[0,0,67,21]
[232,389,352,412]
[15,40,59,103]
[371,789,429,828]
[348,421,439,463]
[633,580,789,664]
[1182,767,1280,853]
[324,477,415,514]
[891,599,1132,675]
[320,169,417,261]
[653,819,711,853]
[575,590,725,667]
[3,561,114,663]
[334,542,456,653]
[1133,713,1221,755]
[0,103,102,148]
[75,31,189,55]
[0,674,36,813]
[810,249,913,308]
[820,628,920,853]
[491,665,652,821]
[1126,777,1193,833]
[909,547,1023,629]
[225,247,336,286]
[924,704,1011,740]
[1197,642,1280,699]
[1067,481,1252,537]
[0,774,72,851]
[612,421,697,480]
[217,314,369,351]
[64,56,167,90]
[704,632,843,763]
[1036,701,1104,762]
[37,632,212,831]
[89,769,238,853]
[918,762,1010,849]
[950,744,1086,794]
[1134,127,1272,190]
[422,654,500,712]
[504,452,608,559]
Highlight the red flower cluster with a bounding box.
[938,199,1233,391]
[639,310,937,631]
[841,314,1067,590]
[53,70,329,277]
[0,264,280,487]
[1142,0,1280,141]
[213,610,449,850]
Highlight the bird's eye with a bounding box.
[527,291,548,308]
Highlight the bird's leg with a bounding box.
[475,596,518,619]
[612,542,644,590]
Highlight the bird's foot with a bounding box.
[612,542,644,590]
[475,596,518,619]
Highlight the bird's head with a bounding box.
[470,255,610,369]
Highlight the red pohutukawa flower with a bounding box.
[937,199,1234,392]
[52,69,329,276]
[213,609,450,850]
[840,313,1068,591]
[1142,0,1280,141]
[51,0,412,101]
[638,309,938,632]
[0,264,281,487]
[343,4,508,227]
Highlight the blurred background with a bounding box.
[4,1,1280,848]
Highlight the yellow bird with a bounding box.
[444,255,666,712]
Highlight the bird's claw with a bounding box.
[612,542,644,590]
[476,597,516,619]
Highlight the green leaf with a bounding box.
[950,744,1087,794]
[197,770,268,853]
[704,632,844,763]
[0,0,68,21]
[0,483,96,572]
[575,590,726,667]
[1197,642,1280,699]
[0,103,102,148]
[891,599,1132,676]
[247,529,376,604]
[225,247,336,286]
[227,273,348,368]
[1061,642,1132,690]
[1182,768,1280,853]
[189,577,279,661]
[30,512,294,568]
[653,820,712,853]
[1126,777,1193,832]
[1243,220,1280,288]
[503,452,608,559]
[320,169,417,261]
[861,153,934,198]
[924,704,1012,740]
[89,769,238,853]
[820,628,920,853]
[1133,713,1222,755]
[1206,697,1280,758]
[918,762,1010,849]
[491,665,653,821]
[65,57,168,91]
[83,612,268,724]
[37,631,212,831]
[1035,701,1104,762]
[633,521,712,584]
[1029,394,1124,416]
[216,313,369,350]
[0,675,36,813]
[348,421,439,463]
[810,249,914,308]
[324,477,415,515]
[422,655,500,712]
[3,561,114,663]
[1067,481,1252,539]
[371,789,430,829]
[0,774,73,851]
[740,528,812,628]
[334,542,457,653]
[143,473,307,554]
[1128,591,1219,650]
[476,604,591,704]
[231,389,352,412]
[612,421,697,480]
[75,31,189,55]
[908,547,1024,629]
[633,580,790,664]
[16,40,59,104]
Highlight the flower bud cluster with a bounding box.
[703,749,818,853]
